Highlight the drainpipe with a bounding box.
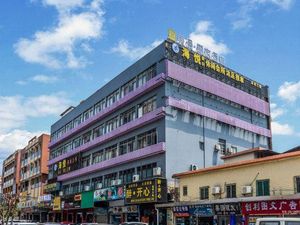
[155,207,159,225]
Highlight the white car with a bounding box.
[256,218,300,225]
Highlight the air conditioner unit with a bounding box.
[96,183,103,189]
[212,186,221,195]
[153,167,162,176]
[242,186,252,194]
[84,185,91,191]
[190,164,198,171]
[111,180,117,186]
[116,179,122,185]
[215,144,221,151]
[59,191,64,196]
[133,174,140,182]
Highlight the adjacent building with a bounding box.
[19,134,50,222]
[2,150,21,195]
[47,32,271,224]
[165,146,300,225]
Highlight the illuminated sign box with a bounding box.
[125,178,167,204]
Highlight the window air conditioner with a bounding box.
[111,180,117,186]
[133,174,140,182]
[96,183,103,189]
[215,144,221,151]
[84,185,91,191]
[153,167,162,176]
[116,179,122,185]
[212,186,221,194]
[242,186,252,194]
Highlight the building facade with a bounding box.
[47,35,271,224]
[2,150,21,195]
[169,147,300,225]
[19,134,50,222]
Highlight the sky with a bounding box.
[0,0,300,167]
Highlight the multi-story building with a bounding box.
[2,150,21,195]
[19,134,50,222]
[0,176,3,194]
[47,32,271,224]
[168,146,300,225]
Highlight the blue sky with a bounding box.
[0,0,299,165]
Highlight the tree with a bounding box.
[0,193,20,225]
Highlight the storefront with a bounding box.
[214,203,241,225]
[173,205,190,225]
[125,178,168,224]
[241,199,300,225]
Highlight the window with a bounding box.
[92,150,104,164]
[65,122,73,132]
[218,138,226,154]
[92,176,102,189]
[107,90,120,107]
[93,124,105,139]
[200,186,209,200]
[119,137,135,155]
[121,78,136,98]
[120,107,136,125]
[183,186,188,196]
[83,107,94,121]
[119,168,135,184]
[137,129,157,149]
[105,145,117,160]
[138,96,157,118]
[82,131,92,144]
[103,173,117,187]
[94,99,106,114]
[74,115,82,127]
[106,117,118,133]
[137,65,156,87]
[73,136,82,148]
[82,155,91,167]
[294,176,300,193]
[230,146,238,154]
[226,184,236,198]
[137,163,157,180]
[256,179,270,196]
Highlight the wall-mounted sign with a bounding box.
[167,29,263,90]
[44,182,60,192]
[125,178,167,204]
[94,186,125,202]
[39,194,52,202]
[189,204,213,217]
[242,199,300,215]
[74,194,81,201]
[53,197,61,211]
[214,203,241,215]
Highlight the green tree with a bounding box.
[0,193,20,225]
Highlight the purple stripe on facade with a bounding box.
[167,97,271,138]
[166,60,270,116]
[49,73,166,148]
[57,142,166,181]
[48,107,165,165]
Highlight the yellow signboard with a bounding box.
[53,197,61,211]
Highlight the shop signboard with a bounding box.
[94,188,108,201]
[74,194,81,201]
[53,197,61,211]
[125,178,167,204]
[189,204,213,217]
[173,205,189,217]
[81,191,94,209]
[242,199,300,215]
[107,186,125,200]
[214,203,241,215]
[44,182,60,192]
[39,194,52,202]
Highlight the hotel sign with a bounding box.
[125,178,167,204]
[167,29,262,89]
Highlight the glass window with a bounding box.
[200,186,209,200]
[74,115,82,127]
[105,145,117,160]
[286,222,300,225]
[82,131,92,144]
[120,107,136,125]
[256,179,270,196]
[94,99,106,114]
[92,150,104,164]
[119,137,135,155]
[107,90,120,107]
[138,96,157,118]
[295,176,300,193]
[259,222,280,225]
[183,186,188,196]
[137,65,156,87]
[82,155,91,167]
[83,107,94,121]
[137,129,157,149]
[73,136,82,149]
[65,121,73,132]
[218,138,226,154]
[121,78,136,98]
[93,124,105,139]
[106,117,118,133]
[226,184,236,198]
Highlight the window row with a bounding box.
[50,96,157,160]
[51,65,156,142]
[62,162,158,195]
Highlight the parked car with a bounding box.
[256,218,300,225]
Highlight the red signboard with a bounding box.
[242,199,300,215]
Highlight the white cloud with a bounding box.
[229,0,294,30]
[270,103,285,119]
[271,121,295,135]
[31,74,59,83]
[0,93,71,132]
[111,39,162,60]
[189,21,230,55]
[15,0,104,69]
[278,81,300,103]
